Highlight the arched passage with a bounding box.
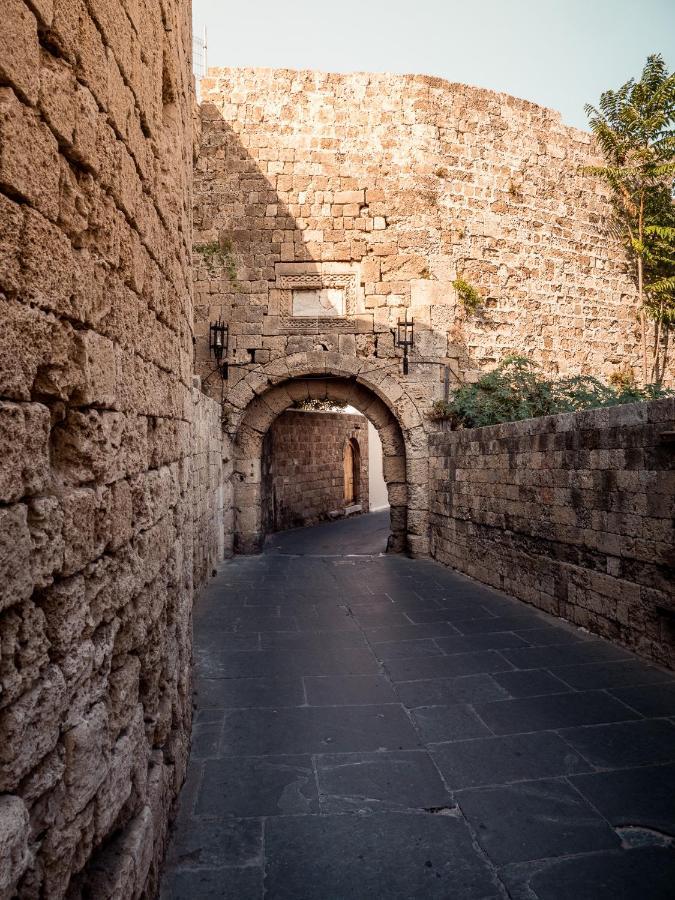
[231,375,411,554]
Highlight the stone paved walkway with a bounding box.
[161,514,675,899]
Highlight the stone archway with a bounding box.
[223,352,431,557]
[231,376,408,553]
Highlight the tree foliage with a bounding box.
[291,399,348,411]
[584,53,675,382]
[430,356,672,429]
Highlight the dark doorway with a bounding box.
[343,437,361,505]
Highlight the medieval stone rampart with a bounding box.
[0,1,223,897]
[429,399,675,668]
[195,66,670,400]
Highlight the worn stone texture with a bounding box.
[0,2,223,898]
[263,409,369,531]
[194,66,673,560]
[2,17,674,899]
[429,398,675,669]
[194,67,674,384]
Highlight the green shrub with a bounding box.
[452,278,484,314]
[194,238,238,286]
[430,356,672,428]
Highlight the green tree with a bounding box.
[584,53,675,383]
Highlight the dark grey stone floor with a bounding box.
[161,513,675,899]
[264,508,391,556]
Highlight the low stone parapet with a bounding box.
[429,399,674,668]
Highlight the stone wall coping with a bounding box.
[203,66,583,134]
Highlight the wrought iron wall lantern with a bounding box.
[207,319,229,380]
[395,310,414,375]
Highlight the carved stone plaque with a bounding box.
[292,287,345,318]
[276,270,358,331]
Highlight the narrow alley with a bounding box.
[161,514,675,899]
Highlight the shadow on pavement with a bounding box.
[264,510,391,556]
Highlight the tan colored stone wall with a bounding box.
[0,2,224,897]
[194,66,674,558]
[429,399,675,669]
[194,66,671,408]
[263,409,369,531]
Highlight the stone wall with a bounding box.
[194,66,673,558]
[0,1,224,897]
[192,381,225,587]
[429,399,675,669]
[194,67,671,403]
[262,409,369,531]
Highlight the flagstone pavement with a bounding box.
[161,512,675,899]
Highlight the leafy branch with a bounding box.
[584,53,675,383]
[429,355,672,428]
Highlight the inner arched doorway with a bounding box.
[231,375,410,554]
[343,437,361,505]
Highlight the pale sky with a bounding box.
[192,0,674,130]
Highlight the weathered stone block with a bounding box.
[0,795,31,899]
[0,88,60,219]
[0,600,49,709]
[74,330,118,408]
[21,206,76,316]
[61,487,112,576]
[0,402,50,503]
[0,663,66,790]
[38,574,86,656]
[0,0,39,105]
[62,702,109,820]
[38,50,77,145]
[0,298,56,400]
[0,504,33,612]
[0,196,23,297]
[94,705,147,842]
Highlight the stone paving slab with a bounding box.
[456,778,621,864]
[501,847,675,900]
[161,513,675,899]
[315,750,450,814]
[431,731,591,790]
[263,813,502,900]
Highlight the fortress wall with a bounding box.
[0,2,223,897]
[194,66,657,410]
